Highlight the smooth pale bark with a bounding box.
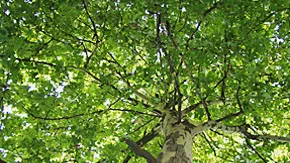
[157,112,193,163]
[213,123,290,143]
[156,111,220,163]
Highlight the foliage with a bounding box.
[0,0,289,162]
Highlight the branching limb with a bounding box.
[252,134,290,143]
[15,57,101,84]
[213,123,290,143]
[164,21,183,122]
[16,58,56,67]
[162,46,183,121]
[181,50,229,115]
[181,2,226,117]
[22,106,90,120]
[82,39,99,69]
[81,41,90,69]
[185,21,202,50]
[81,0,100,68]
[191,120,217,137]
[110,108,159,117]
[155,13,172,105]
[156,12,161,46]
[203,98,211,120]
[15,57,162,115]
[220,49,231,103]
[189,118,290,143]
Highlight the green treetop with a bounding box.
[0,0,289,162]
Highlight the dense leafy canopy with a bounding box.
[0,0,290,162]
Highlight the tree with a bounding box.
[0,0,289,162]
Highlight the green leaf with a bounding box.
[1,1,289,162]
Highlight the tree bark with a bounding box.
[157,112,193,163]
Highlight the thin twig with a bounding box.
[202,132,217,156]
[82,0,97,33]
[130,117,156,134]
[166,20,178,50]
[245,139,267,163]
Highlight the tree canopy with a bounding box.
[0,0,290,162]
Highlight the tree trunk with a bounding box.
[157,112,193,163]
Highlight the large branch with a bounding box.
[123,139,156,163]
[188,119,290,143]
[213,123,290,143]
[123,124,160,163]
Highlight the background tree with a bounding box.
[0,0,289,162]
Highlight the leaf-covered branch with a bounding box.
[185,1,222,50]
[1,1,289,162]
